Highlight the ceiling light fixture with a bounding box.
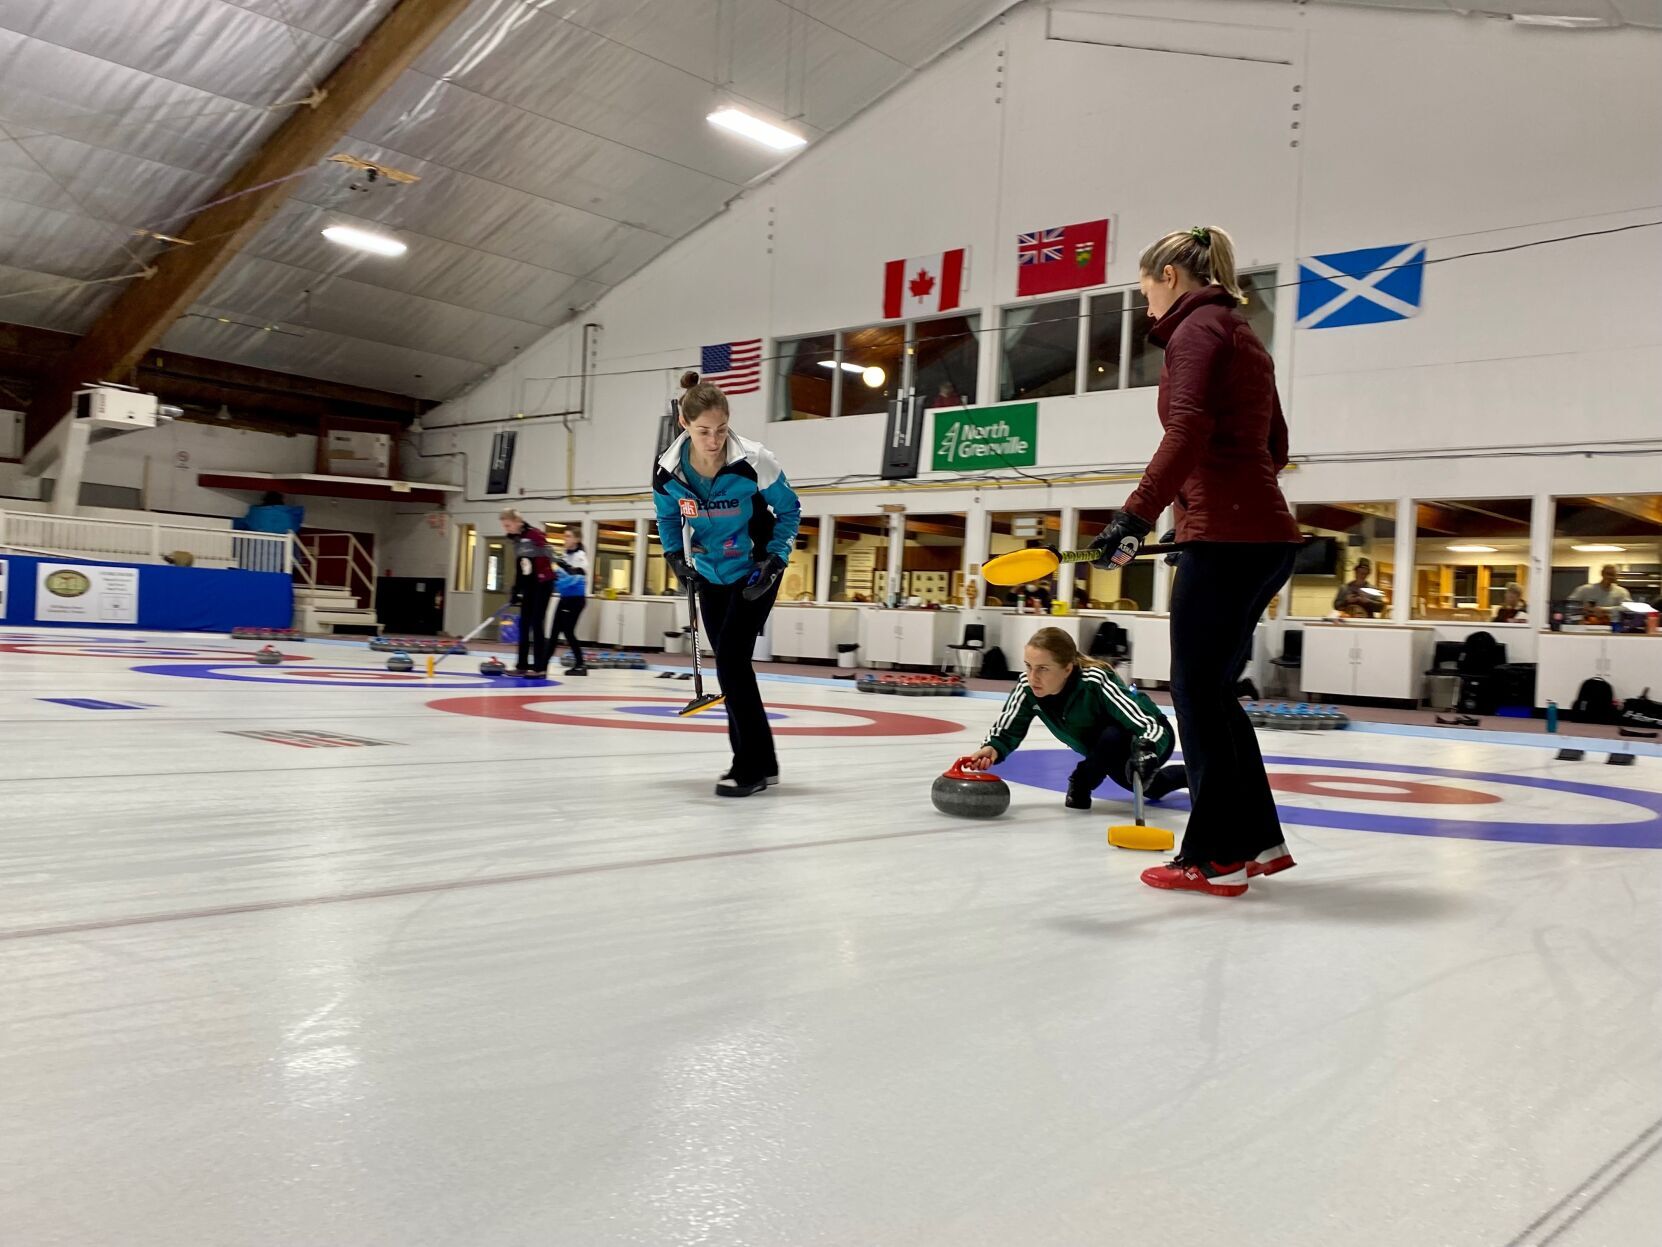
[818,361,869,374]
[1508,14,1612,28]
[707,106,806,152]
[1572,543,1626,553]
[321,225,407,256]
[861,366,886,389]
[1446,545,1497,553]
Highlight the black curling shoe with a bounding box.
[1065,782,1093,811]
[564,665,589,676]
[716,776,770,798]
[721,768,778,788]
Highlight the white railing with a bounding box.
[0,509,292,574]
[294,529,376,607]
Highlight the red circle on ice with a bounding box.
[425,694,962,736]
[1267,773,1501,805]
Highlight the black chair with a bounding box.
[1269,629,1303,697]
[1456,630,1508,714]
[944,623,987,676]
[1428,641,1464,673]
[1088,621,1130,663]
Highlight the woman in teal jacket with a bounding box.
[654,370,802,797]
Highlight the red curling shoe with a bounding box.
[1140,857,1249,897]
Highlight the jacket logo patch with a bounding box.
[678,498,698,517]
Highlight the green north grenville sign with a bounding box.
[931,402,1039,472]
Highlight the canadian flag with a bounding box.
[882,248,968,319]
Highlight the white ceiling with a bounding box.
[0,0,1655,403]
[0,0,1013,400]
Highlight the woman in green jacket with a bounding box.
[965,627,1189,811]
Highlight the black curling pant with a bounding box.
[552,596,586,668]
[1070,724,1187,801]
[1168,542,1299,864]
[696,579,780,782]
[516,579,555,672]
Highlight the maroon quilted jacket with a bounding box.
[1122,286,1301,545]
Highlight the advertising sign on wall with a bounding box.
[35,562,139,623]
[931,402,1039,472]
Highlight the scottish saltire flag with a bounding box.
[1296,242,1426,329]
[700,338,761,394]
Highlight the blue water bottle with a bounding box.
[1547,700,1559,734]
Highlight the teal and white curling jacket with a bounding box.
[653,432,802,587]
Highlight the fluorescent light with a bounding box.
[322,225,407,256]
[1572,543,1625,553]
[707,107,806,152]
[818,361,868,374]
[1510,14,1612,27]
[1447,544,1497,553]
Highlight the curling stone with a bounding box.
[480,657,507,676]
[254,645,283,666]
[385,651,414,672]
[931,758,1011,819]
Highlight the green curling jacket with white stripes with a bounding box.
[982,664,1173,761]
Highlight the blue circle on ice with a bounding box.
[995,750,1662,849]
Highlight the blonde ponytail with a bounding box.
[1138,226,1244,302]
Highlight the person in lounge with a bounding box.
[1568,565,1631,618]
[1333,557,1385,618]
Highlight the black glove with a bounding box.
[665,551,698,588]
[1159,530,1180,567]
[1125,740,1161,790]
[1090,510,1154,570]
[742,553,787,602]
[509,587,524,607]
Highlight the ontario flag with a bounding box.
[883,248,968,319]
[1016,218,1109,297]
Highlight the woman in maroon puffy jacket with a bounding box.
[1090,227,1303,898]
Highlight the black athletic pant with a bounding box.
[552,596,586,669]
[516,579,554,672]
[1168,541,1299,864]
[1071,724,1187,801]
[696,579,780,783]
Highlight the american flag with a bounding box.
[1017,227,1065,267]
[700,338,762,395]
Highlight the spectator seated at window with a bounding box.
[1333,557,1386,618]
[1567,564,1631,621]
[1492,582,1527,623]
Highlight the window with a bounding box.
[645,528,669,596]
[774,316,981,421]
[1077,509,1154,610]
[999,297,1078,401]
[830,516,888,602]
[1550,495,1662,620]
[1289,503,1397,618]
[1084,291,1126,392]
[987,511,1061,608]
[914,315,980,409]
[595,520,638,595]
[784,517,821,602]
[453,523,476,592]
[1007,268,1280,400]
[1410,498,1532,621]
[839,324,904,418]
[901,513,966,606]
[776,333,836,420]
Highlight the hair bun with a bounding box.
[679,370,700,390]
